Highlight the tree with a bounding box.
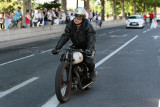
[61,0,67,12]
[120,0,125,19]
[113,0,117,20]
[84,0,89,9]
[100,0,105,21]
[133,0,136,14]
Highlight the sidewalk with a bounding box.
[0,20,126,49]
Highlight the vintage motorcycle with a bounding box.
[55,47,99,103]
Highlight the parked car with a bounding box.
[126,15,145,29]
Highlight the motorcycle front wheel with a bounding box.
[55,62,71,103]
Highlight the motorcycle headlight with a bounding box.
[72,52,83,64]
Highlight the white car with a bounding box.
[126,15,145,28]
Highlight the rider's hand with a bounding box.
[85,49,92,56]
[52,49,59,55]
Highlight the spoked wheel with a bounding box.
[55,62,71,103]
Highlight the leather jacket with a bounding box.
[55,19,96,51]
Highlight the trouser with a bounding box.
[0,23,2,29]
[144,19,147,25]
[33,22,37,27]
[83,54,95,73]
[150,18,153,25]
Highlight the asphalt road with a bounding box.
[0,24,160,107]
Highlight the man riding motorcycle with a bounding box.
[52,7,96,80]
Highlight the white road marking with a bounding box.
[98,33,106,37]
[109,31,115,34]
[143,31,147,33]
[147,29,151,31]
[95,35,138,68]
[0,54,35,67]
[157,56,160,67]
[110,34,128,37]
[42,35,139,107]
[42,95,59,107]
[110,35,118,37]
[40,49,52,54]
[0,77,39,98]
[123,34,128,37]
[152,35,160,40]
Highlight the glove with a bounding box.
[85,49,92,56]
[52,49,59,55]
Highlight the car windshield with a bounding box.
[128,16,142,19]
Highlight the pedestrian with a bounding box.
[143,12,147,25]
[70,13,75,21]
[12,7,25,28]
[150,18,158,29]
[125,12,127,20]
[89,10,93,21]
[39,9,44,26]
[149,11,154,25]
[4,9,12,30]
[48,9,53,25]
[61,10,66,24]
[51,8,55,25]
[25,10,31,28]
[43,8,48,26]
[32,9,41,27]
[0,10,3,29]
[106,13,109,21]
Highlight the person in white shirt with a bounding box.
[61,10,66,24]
[51,8,56,25]
[70,13,75,21]
[48,9,53,25]
[32,9,42,27]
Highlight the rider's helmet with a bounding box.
[72,52,83,64]
[74,7,86,18]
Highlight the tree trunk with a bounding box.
[84,0,89,10]
[121,0,125,20]
[113,0,117,20]
[23,0,31,26]
[154,5,157,18]
[143,2,146,13]
[77,0,78,8]
[101,0,105,21]
[61,0,67,13]
[133,0,136,14]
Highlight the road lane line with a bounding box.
[95,35,138,68]
[42,95,59,107]
[98,33,106,37]
[0,77,39,98]
[109,31,115,34]
[40,49,52,54]
[123,34,128,37]
[42,35,139,107]
[0,54,35,67]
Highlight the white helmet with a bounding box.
[72,52,83,64]
[75,7,86,18]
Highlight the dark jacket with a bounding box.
[55,19,96,51]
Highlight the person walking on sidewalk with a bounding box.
[0,10,3,29]
[143,12,147,25]
[149,11,154,25]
